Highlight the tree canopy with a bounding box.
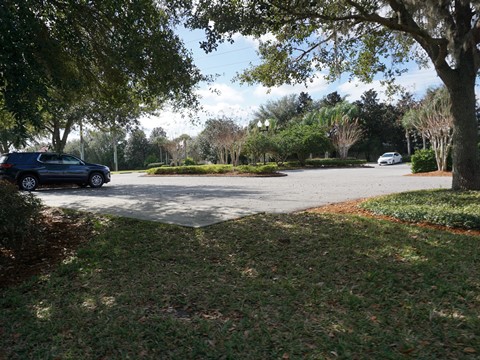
[169,0,480,189]
[1,0,205,146]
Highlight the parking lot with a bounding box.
[35,164,452,227]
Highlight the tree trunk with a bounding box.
[446,78,480,190]
[0,141,9,154]
[405,129,411,156]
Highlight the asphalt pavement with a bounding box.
[34,164,452,227]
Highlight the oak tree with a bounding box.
[171,0,480,189]
[1,0,204,147]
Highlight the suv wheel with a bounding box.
[19,174,38,191]
[89,172,104,188]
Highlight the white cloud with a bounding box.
[140,109,203,139]
[395,67,442,94]
[198,83,246,104]
[140,101,258,139]
[233,33,277,50]
[253,73,329,98]
[337,79,383,101]
[337,67,443,102]
[202,102,257,120]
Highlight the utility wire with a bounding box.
[202,59,259,71]
[195,46,255,60]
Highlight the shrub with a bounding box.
[147,162,165,169]
[411,149,452,173]
[144,154,159,168]
[279,161,302,168]
[410,149,437,173]
[0,181,43,251]
[183,157,196,166]
[361,189,480,229]
[236,164,278,174]
[305,158,367,167]
[147,165,233,175]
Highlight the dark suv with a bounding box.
[0,152,111,191]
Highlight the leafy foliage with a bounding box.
[124,129,151,170]
[402,87,454,171]
[235,164,278,174]
[410,149,438,173]
[361,190,480,229]
[243,132,273,164]
[411,149,452,174]
[305,102,363,159]
[183,157,196,166]
[197,118,246,165]
[1,0,205,148]
[279,123,329,165]
[354,89,405,160]
[252,94,305,130]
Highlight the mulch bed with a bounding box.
[405,170,452,177]
[0,209,94,289]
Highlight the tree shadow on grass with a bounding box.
[1,212,478,359]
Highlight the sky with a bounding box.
[140,28,445,139]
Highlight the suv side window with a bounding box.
[39,154,61,164]
[61,155,82,165]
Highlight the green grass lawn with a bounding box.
[1,211,479,359]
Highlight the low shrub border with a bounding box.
[305,158,367,167]
[360,189,480,230]
[146,164,280,176]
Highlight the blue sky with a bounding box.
[140,28,444,139]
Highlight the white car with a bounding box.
[377,152,402,165]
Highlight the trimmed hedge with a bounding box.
[147,165,232,175]
[236,164,278,174]
[146,164,278,175]
[305,158,367,167]
[361,189,480,230]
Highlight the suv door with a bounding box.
[37,153,65,181]
[61,155,88,181]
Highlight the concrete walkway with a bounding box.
[35,164,452,227]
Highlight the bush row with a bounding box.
[235,164,278,174]
[361,189,480,229]
[304,158,367,167]
[146,164,278,175]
